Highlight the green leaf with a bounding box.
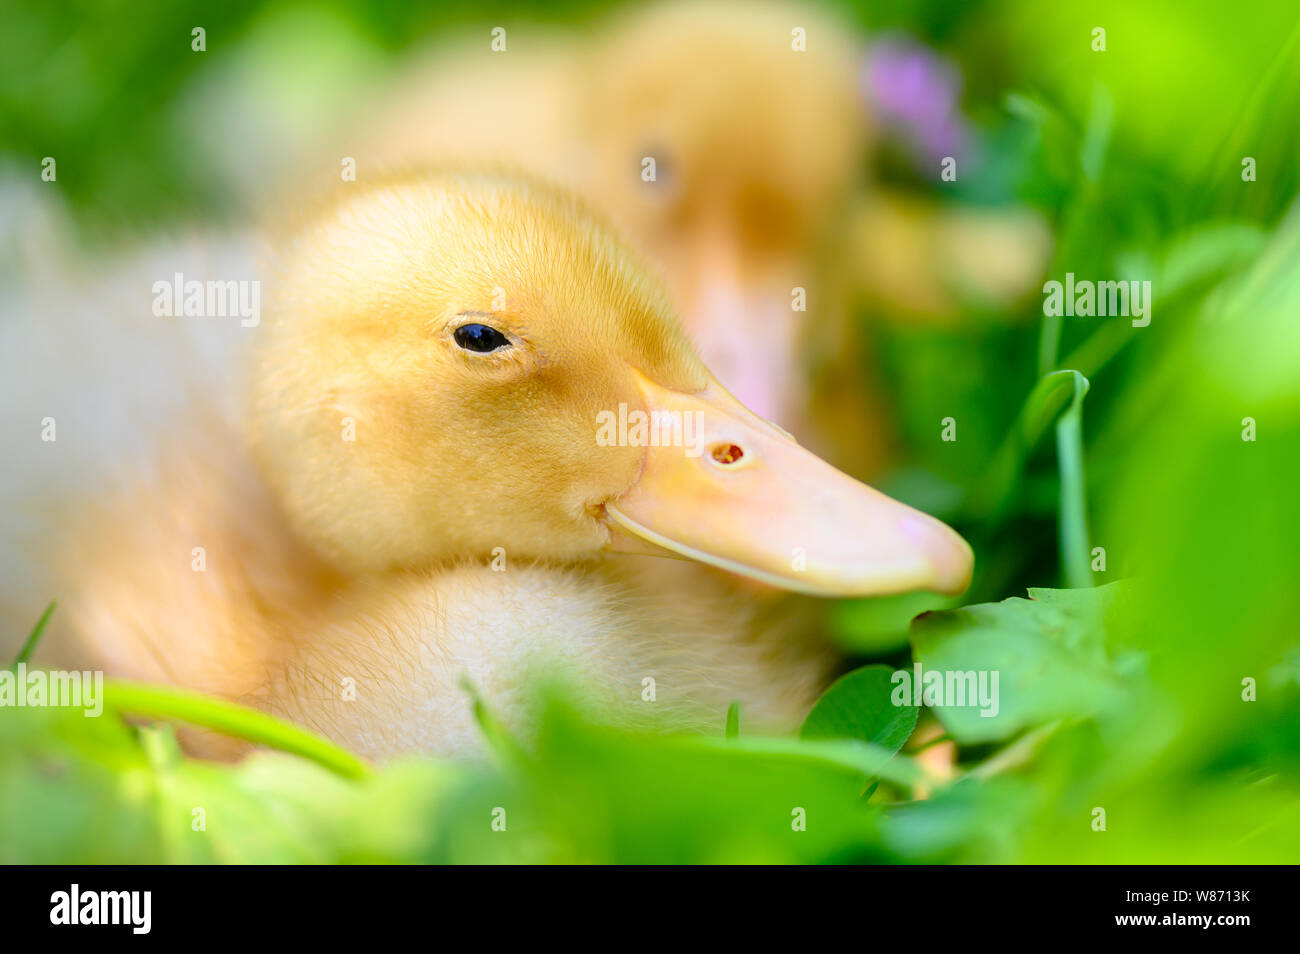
[829,592,956,654]
[688,734,924,788]
[511,696,899,863]
[800,665,919,759]
[910,584,1129,743]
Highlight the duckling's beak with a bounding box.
[605,370,973,597]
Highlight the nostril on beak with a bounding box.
[710,443,745,465]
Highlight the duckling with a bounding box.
[48,171,970,761]
[579,1,1050,467]
[579,1,869,439]
[355,0,1049,476]
[353,0,871,453]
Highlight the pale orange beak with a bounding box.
[606,369,973,597]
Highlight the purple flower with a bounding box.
[864,36,970,165]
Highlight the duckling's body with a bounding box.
[27,171,968,762]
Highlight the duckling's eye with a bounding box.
[453,323,511,354]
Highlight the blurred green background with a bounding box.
[2,0,1298,862]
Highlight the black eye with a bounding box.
[453,323,511,353]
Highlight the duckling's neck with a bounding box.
[257,558,832,760]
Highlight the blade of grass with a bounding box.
[461,676,527,764]
[10,600,56,669]
[103,680,371,780]
[1036,85,1111,378]
[962,369,1093,589]
[963,370,1081,523]
[1190,19,1300,221]
[1056,371,1092,589]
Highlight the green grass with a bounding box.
[103,682,372,780]
[9,600,54,669]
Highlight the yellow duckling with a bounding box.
[357,0,1049,477]
[54,171,971,761]
[355,0,867,446]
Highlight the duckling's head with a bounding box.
[251,171,970,597]
[583,0,868,426]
